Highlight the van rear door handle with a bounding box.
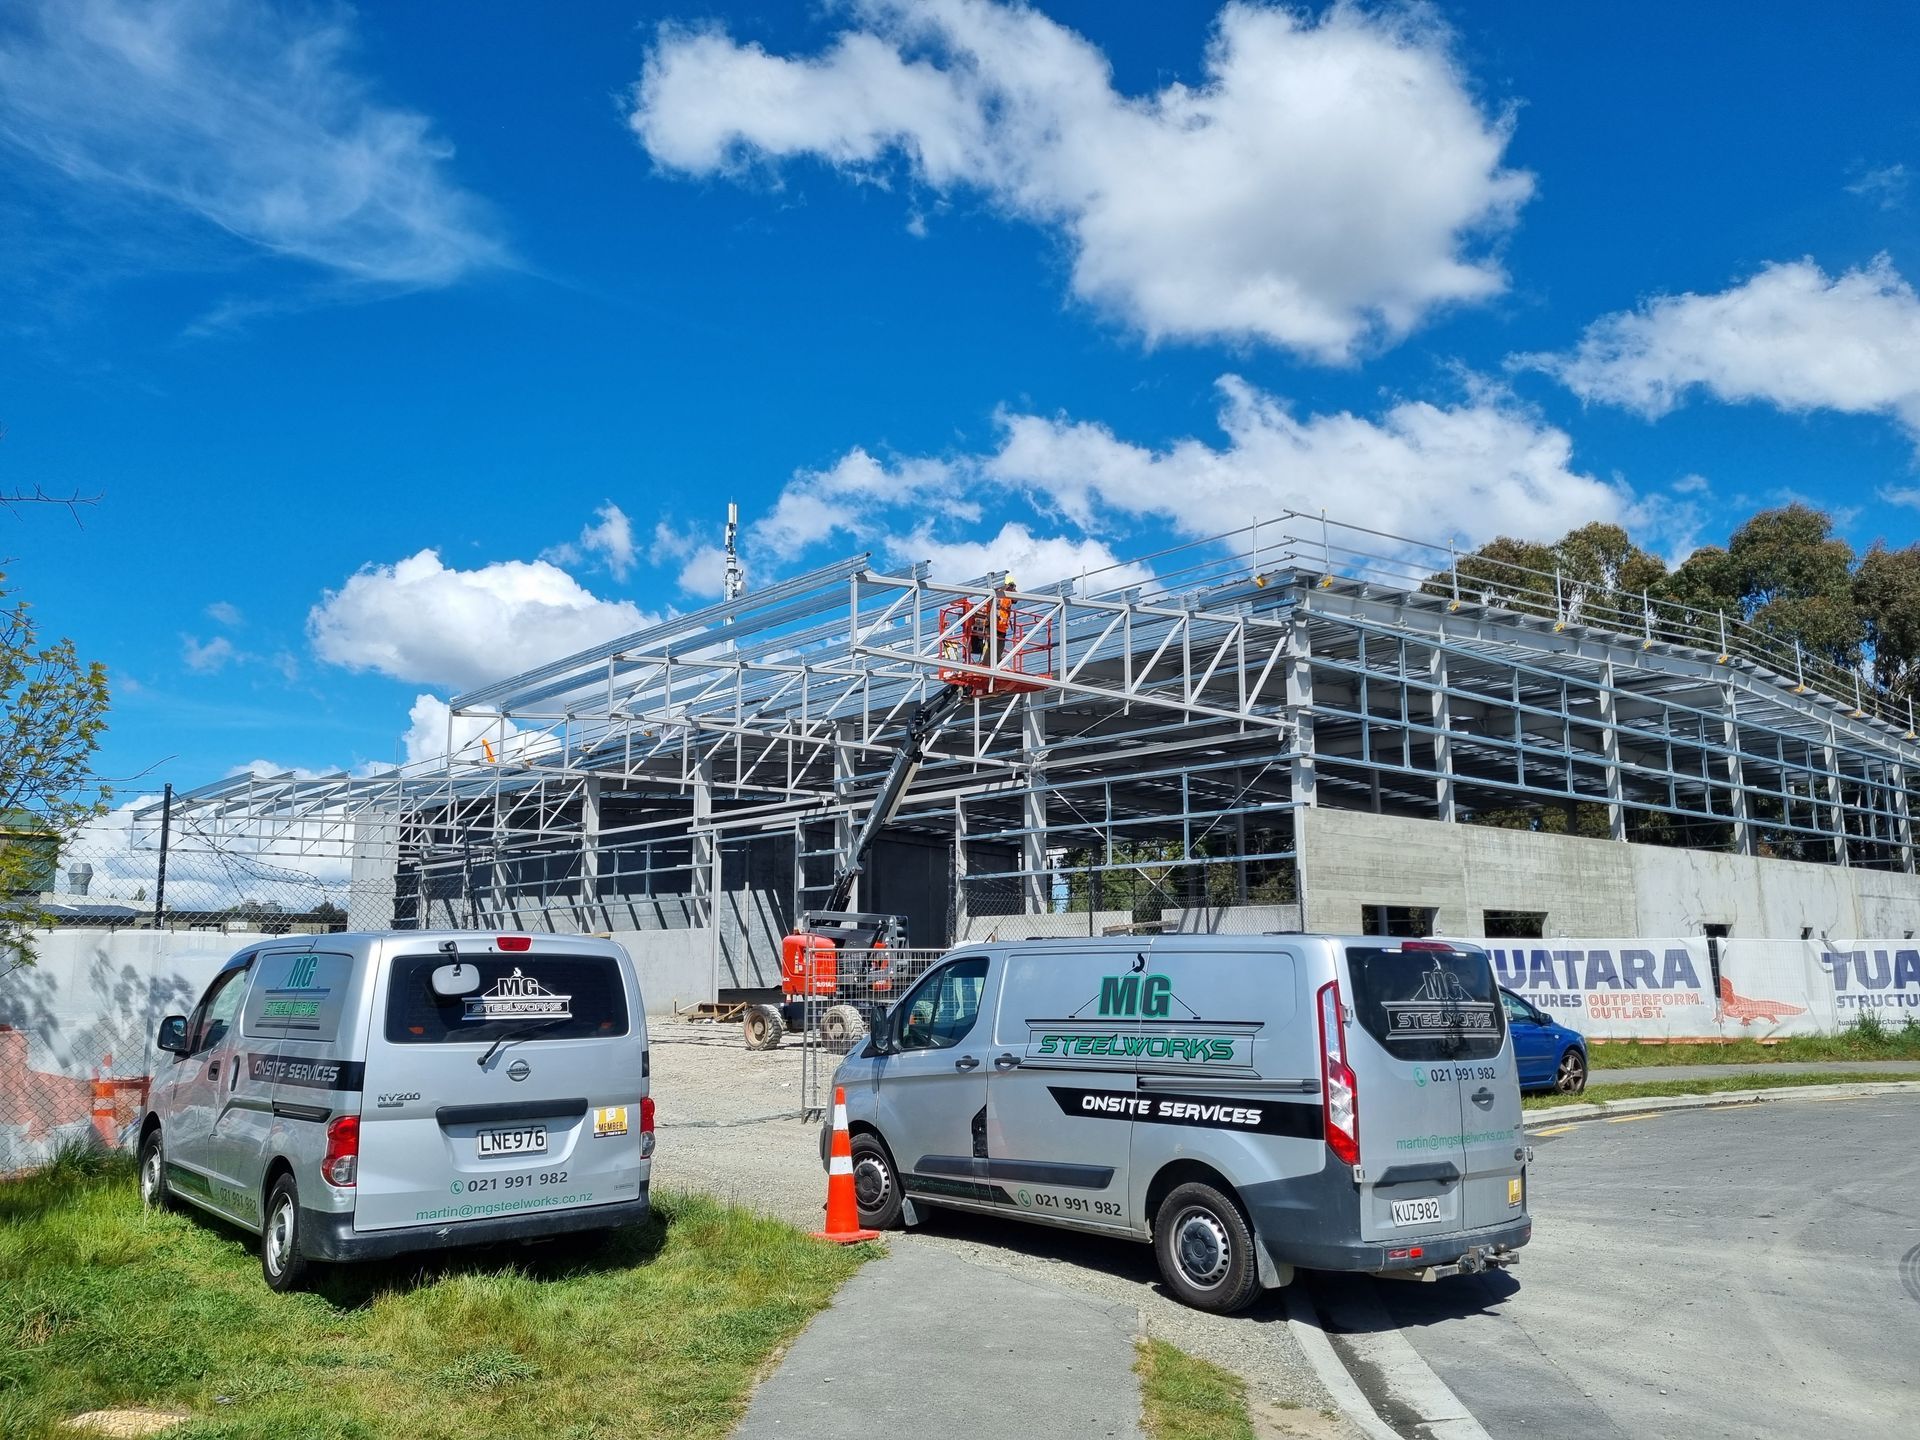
[994,1054,1020,1070]
[954,1055,979,1071]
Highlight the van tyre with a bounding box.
[849,1132,904,1231]
[137,1129,173,1212]
[261,1174,312,1292]
[1153,1182,1261,1314]
[1555,1047,1588,1095]
[743,1004,785,1051]
[822,1004,867,1053]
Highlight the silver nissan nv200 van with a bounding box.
[825,934,1529,1312]
[137,931,653,1290]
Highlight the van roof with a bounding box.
[226,931,631,959]
[958,934,1488,953]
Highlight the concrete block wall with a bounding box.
[1297,808,1920,938]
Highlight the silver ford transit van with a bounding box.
[137,931,653,1290]
[825,934,1529,1312]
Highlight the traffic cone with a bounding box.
[812,1086,880,1244]
[90,1073,116,1146]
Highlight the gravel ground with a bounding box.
[646,1017,1351,1434]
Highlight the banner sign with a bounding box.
[1472,936,1920,1040]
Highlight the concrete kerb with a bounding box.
[1523,1078,1920,1128]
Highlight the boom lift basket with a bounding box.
[935,599,1054,696]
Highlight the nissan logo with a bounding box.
[507,1059,532,1082]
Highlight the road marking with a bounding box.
[1533,1124,1578,1136]
[1605,1113,1663,1124]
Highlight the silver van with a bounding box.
[826,934,1529,1312]
[137,931,653,1290]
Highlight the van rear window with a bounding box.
[384,954,630,1045]
[1343,945,1503,1061]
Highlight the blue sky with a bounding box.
[2,0,1915,794]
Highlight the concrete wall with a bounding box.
[1297,808,1920,939]
[608,927,718,1013]
[1161,904,1304,934]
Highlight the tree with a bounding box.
[1855,542,1920,700]
[1689,503,1863,666]
[1430,522,1668,630]
[2,572,110,966]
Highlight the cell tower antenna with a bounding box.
[723,500,745,601]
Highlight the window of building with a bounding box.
[1482,910,1546,939]
[1362,905,1436,938]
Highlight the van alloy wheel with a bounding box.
[265,1197,295,1276]
[1171,1206,1232,1289]
[1555,1049,1588,1095]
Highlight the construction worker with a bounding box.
[970,576,1016,666]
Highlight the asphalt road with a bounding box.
[1313,1090,1920,1439]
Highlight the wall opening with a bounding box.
[1482,909,1546,939]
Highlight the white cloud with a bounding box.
[400,694,558,769]
[1847,163,1909,209]
[205,600,242,626]
[308,549,658,691]
[688,376,1627,601]
[1671,473,1710,496]
[181,634,235,673]
[631,0,1532,362]
[544,502,639,580]
[0,0,504,287]
[898,521,1149,591]
[1881,485,1920,511]
[1524,255,1920,445]
[985,376,1625,548]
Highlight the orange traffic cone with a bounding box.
[90,1074,116,1146]
[812,1086,880,1244]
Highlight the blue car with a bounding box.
[1501,988,1589,1094]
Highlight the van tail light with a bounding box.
[322,1115,359,1187]
[497,935,532,952]
[1317,981,1360,1167]
[639,1095,656,1159]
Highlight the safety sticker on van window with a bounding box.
[464,968,573,1022]
[593,1105,628,1137]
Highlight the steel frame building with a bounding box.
[143,515,1920,963]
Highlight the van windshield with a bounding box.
[384,953,630,1045]
[1343,945,1503,1061]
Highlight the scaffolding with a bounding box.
[138,514,1920,957]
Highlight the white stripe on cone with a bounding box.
[829,1155,853,1176]
[833,1103,848,1129]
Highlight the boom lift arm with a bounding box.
[819,679,971,914]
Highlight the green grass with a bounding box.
[1133,1338,1254,1440]
[1524,1069,1907,1111]
[0,1149,872,1440]
[1589,1023,1920,1069]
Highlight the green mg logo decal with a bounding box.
[286,955,318,989]
[1097,972,1172,1017]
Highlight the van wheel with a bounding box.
[137,1129,173,1212]
[1153,1182,1261,1314]
[743,1005,785,1051]
[822,1004,867,1053]
[849,1133,904,1230]
[261,1175,312,1292]
[1555,1047,1588,1095]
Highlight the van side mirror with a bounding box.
[156,1014,189,1055]
[431,962,482,998]
[867,1004,894,1055]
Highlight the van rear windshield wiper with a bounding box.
[477,1017,569,1068]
